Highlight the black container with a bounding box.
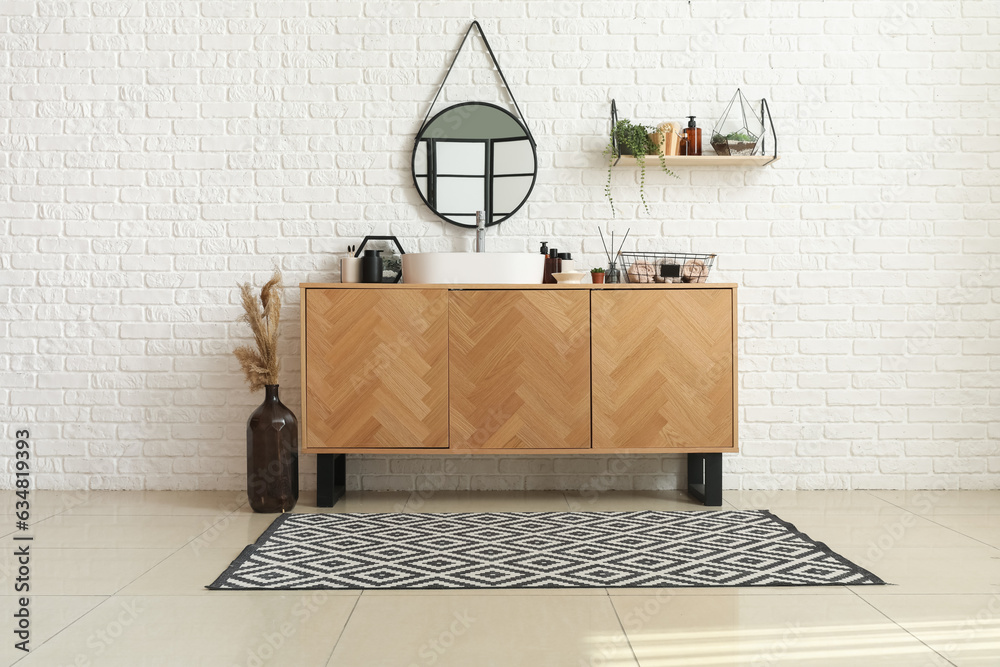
[361,249,383,283]
[246,384,299,513]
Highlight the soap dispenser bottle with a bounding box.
[683,116,702,156]
[544,248,559,283]
[539,242,551,283]
[361,249,383,283]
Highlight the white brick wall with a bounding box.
[1,0,998,492]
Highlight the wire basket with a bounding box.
[618,252,716,284]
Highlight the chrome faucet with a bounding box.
[475,210,486,253]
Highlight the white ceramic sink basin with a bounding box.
[402,252,544,285]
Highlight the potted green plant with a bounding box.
[603,119,676,217]
[590,267,605,284]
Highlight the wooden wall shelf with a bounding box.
[615,155,780,167]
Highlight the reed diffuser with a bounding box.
[599,227,630,284]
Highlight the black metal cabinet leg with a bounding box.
[317,453,346,507]
[703,453,723,506]
[687,453,723,507]
[687,454,704,487]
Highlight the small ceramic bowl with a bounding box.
[552,271,586,284]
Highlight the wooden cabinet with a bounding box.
[302,288,448,450]
[449,290,590,449]
[592,289,736,450]
[301,284,737,455]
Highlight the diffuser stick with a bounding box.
[598,228,611,264]
[616,229,630,257]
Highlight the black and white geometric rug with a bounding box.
[208,509,885,590]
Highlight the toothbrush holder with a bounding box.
[341,257,362,283]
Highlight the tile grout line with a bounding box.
[11,498,277,663]
[323,590,364,666]
[9,495,254,662]
[859,490,921,513]
[907,514,1000,552]
[861,490,1000,551]
[859,490,937,517]
[859,489,925,516]
[847,587,959,667]
[604,588,641,667]
[95,498,257,597]
[10,594,113,665]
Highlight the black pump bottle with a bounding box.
[361,249,383,283]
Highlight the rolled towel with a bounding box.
[627,261,656,283]
[682,258,708,283]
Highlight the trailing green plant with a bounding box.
[603,119,676,217]
[590,267,605,274]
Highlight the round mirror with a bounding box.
[412,102,537,229]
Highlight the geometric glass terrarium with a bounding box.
[710,88,765,156]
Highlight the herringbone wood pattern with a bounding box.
[592,289,734,450]
[304,289,448,449]
[449,290,591,449]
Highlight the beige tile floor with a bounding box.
[1,489,998,666]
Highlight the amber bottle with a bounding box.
[683,116,702,156]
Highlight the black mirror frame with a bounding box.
[411,101,538,230]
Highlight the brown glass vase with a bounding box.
[246,385,298,513]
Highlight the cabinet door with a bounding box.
[304,289,448,450]
[449,290,591,449]
[592,289,735,450]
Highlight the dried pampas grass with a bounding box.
[234,269,282,392]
